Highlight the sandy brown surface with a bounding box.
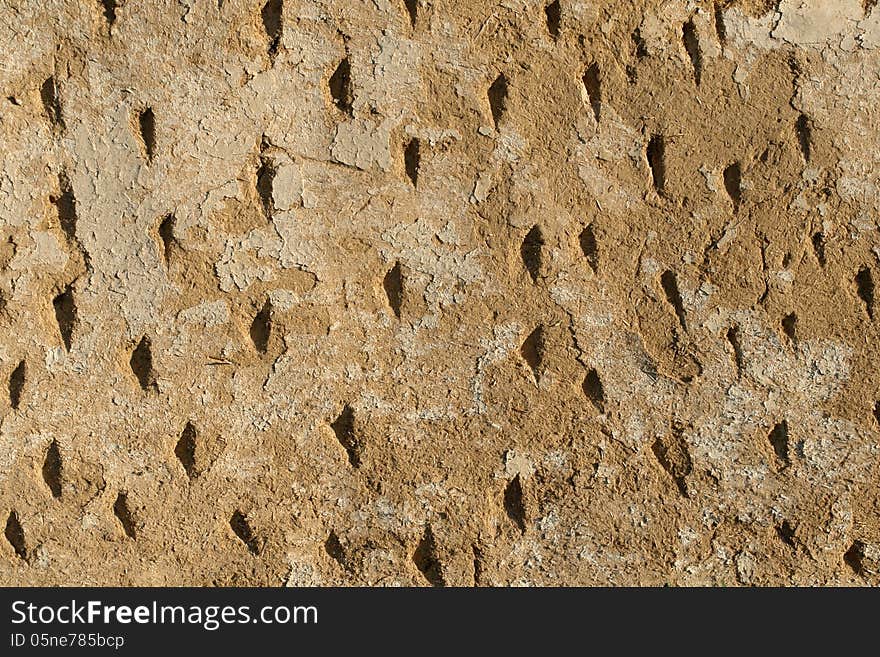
[1,0,880,586]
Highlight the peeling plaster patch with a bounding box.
[505,450,536,480]
[274,215,330,277]
[472,322,520,415]
[367,32,421,113]
[861,13,880,48]
[331,118,395,171]
[9,232,68,273]
[722,8,779,51]
[178,300,230,326]
[470,173,493,204]
[492,130,528,163]
[269,289,307,310]
[773,0,863,47]
[722,0,878,52]
[285,558,322,586]
[0,431,19,481]
[216,229,279,292]
[272,162,303,211]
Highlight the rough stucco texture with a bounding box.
[2,0,880,586]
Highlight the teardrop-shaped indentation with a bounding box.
[487,73,508,129]
[403,0,417,28]
[42,439,63,498]
[723,162,741,211]
[582,368,605,414]
[250,298,272,355]
[521,225,544,283]
[8,360,25,411]
[413,524,445,587]
[521,325,544,383]
[582,63,601,124]
[261,0,283,60]
[579,223,598,273]
[175,422,198,479]
[404,137,420,188]
[682,17,702,85]
[158,214,176,264]
[53,283,76,351]
[130,336,157,392]
[646,134,666,194]
[856,266,875,319]
[137,107,156,162]
[40,76,64,130]
[383,261,403,319]
[230,509,261,554]
[545,1,561,39]
[503,475,526,534]
[113,492,137,539]
[331,404,362,467]
[329,57,354,116]
[5,511,27,560]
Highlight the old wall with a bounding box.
[1,0,880,585]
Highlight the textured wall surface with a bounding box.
[1,0,880,586]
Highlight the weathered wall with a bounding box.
[1,0,880,585]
